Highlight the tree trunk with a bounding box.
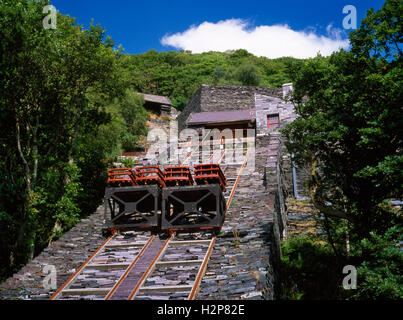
[15,119,36,264]
[309,157,354,223]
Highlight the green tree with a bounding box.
[0,0,123,278]
[110,89,148,152]
[282,0,402,299]
[349,0,402,60]
[234,62,261,86]
[212,66,225,84]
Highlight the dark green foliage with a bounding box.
[115,89,148,152]
[283,49,402,236]
[0,0,125,280]
[281,223,403,300]
[32,163,82,249]
[352,225,403,299]
[280,236,346,300]
[234,62,261,86]
[349,0,402,60]
[281,0,402,300]
[74,140,109,219]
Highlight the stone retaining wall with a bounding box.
[0,209,106,300]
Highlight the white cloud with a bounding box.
[161,19,350,59]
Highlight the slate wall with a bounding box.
[199,85,283,112]
[177,86,202,131]
[255,94,297,135]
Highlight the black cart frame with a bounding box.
[161,184,226,233]
[103,185,161,234]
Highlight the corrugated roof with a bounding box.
[140,93,172,105]
[187,109,255,125]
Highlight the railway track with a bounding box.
[50,137,252,300]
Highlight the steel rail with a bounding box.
[49,233,116,300]
[226,147,251,210]
[217,149,226,163]
[122,236,215,300]
[208,149,219,162]
[187,236,216,300]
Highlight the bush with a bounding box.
[31,163,82,253]
[234,63,261,86]
[280,235,346,299]
[281,228,403,300]
[119,157,135,168]
[352,226,403,300]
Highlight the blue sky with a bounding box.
[51,0,385,57]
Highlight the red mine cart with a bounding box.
[194,164,227,191]
[164,166,194,186]
[107,168,136,187]
[135,165,166,188]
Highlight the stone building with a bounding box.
[177,83,296,135]
[140,93,178,118]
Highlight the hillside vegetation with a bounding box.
[118,49,298,110]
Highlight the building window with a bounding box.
[267,114,280,129]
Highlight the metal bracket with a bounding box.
[161,184,226,232]
[103,185,161,231]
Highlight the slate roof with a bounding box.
[187,109,256,125]
[140,93,172,105]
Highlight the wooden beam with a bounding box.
[105,242,148,248]
[139,285,193,293]
[128,236,173,300]
[104,236,155,300]
[61,288,112,296]
[170,240,212,246]
[155,260,203,267]
[86,262,131,269]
